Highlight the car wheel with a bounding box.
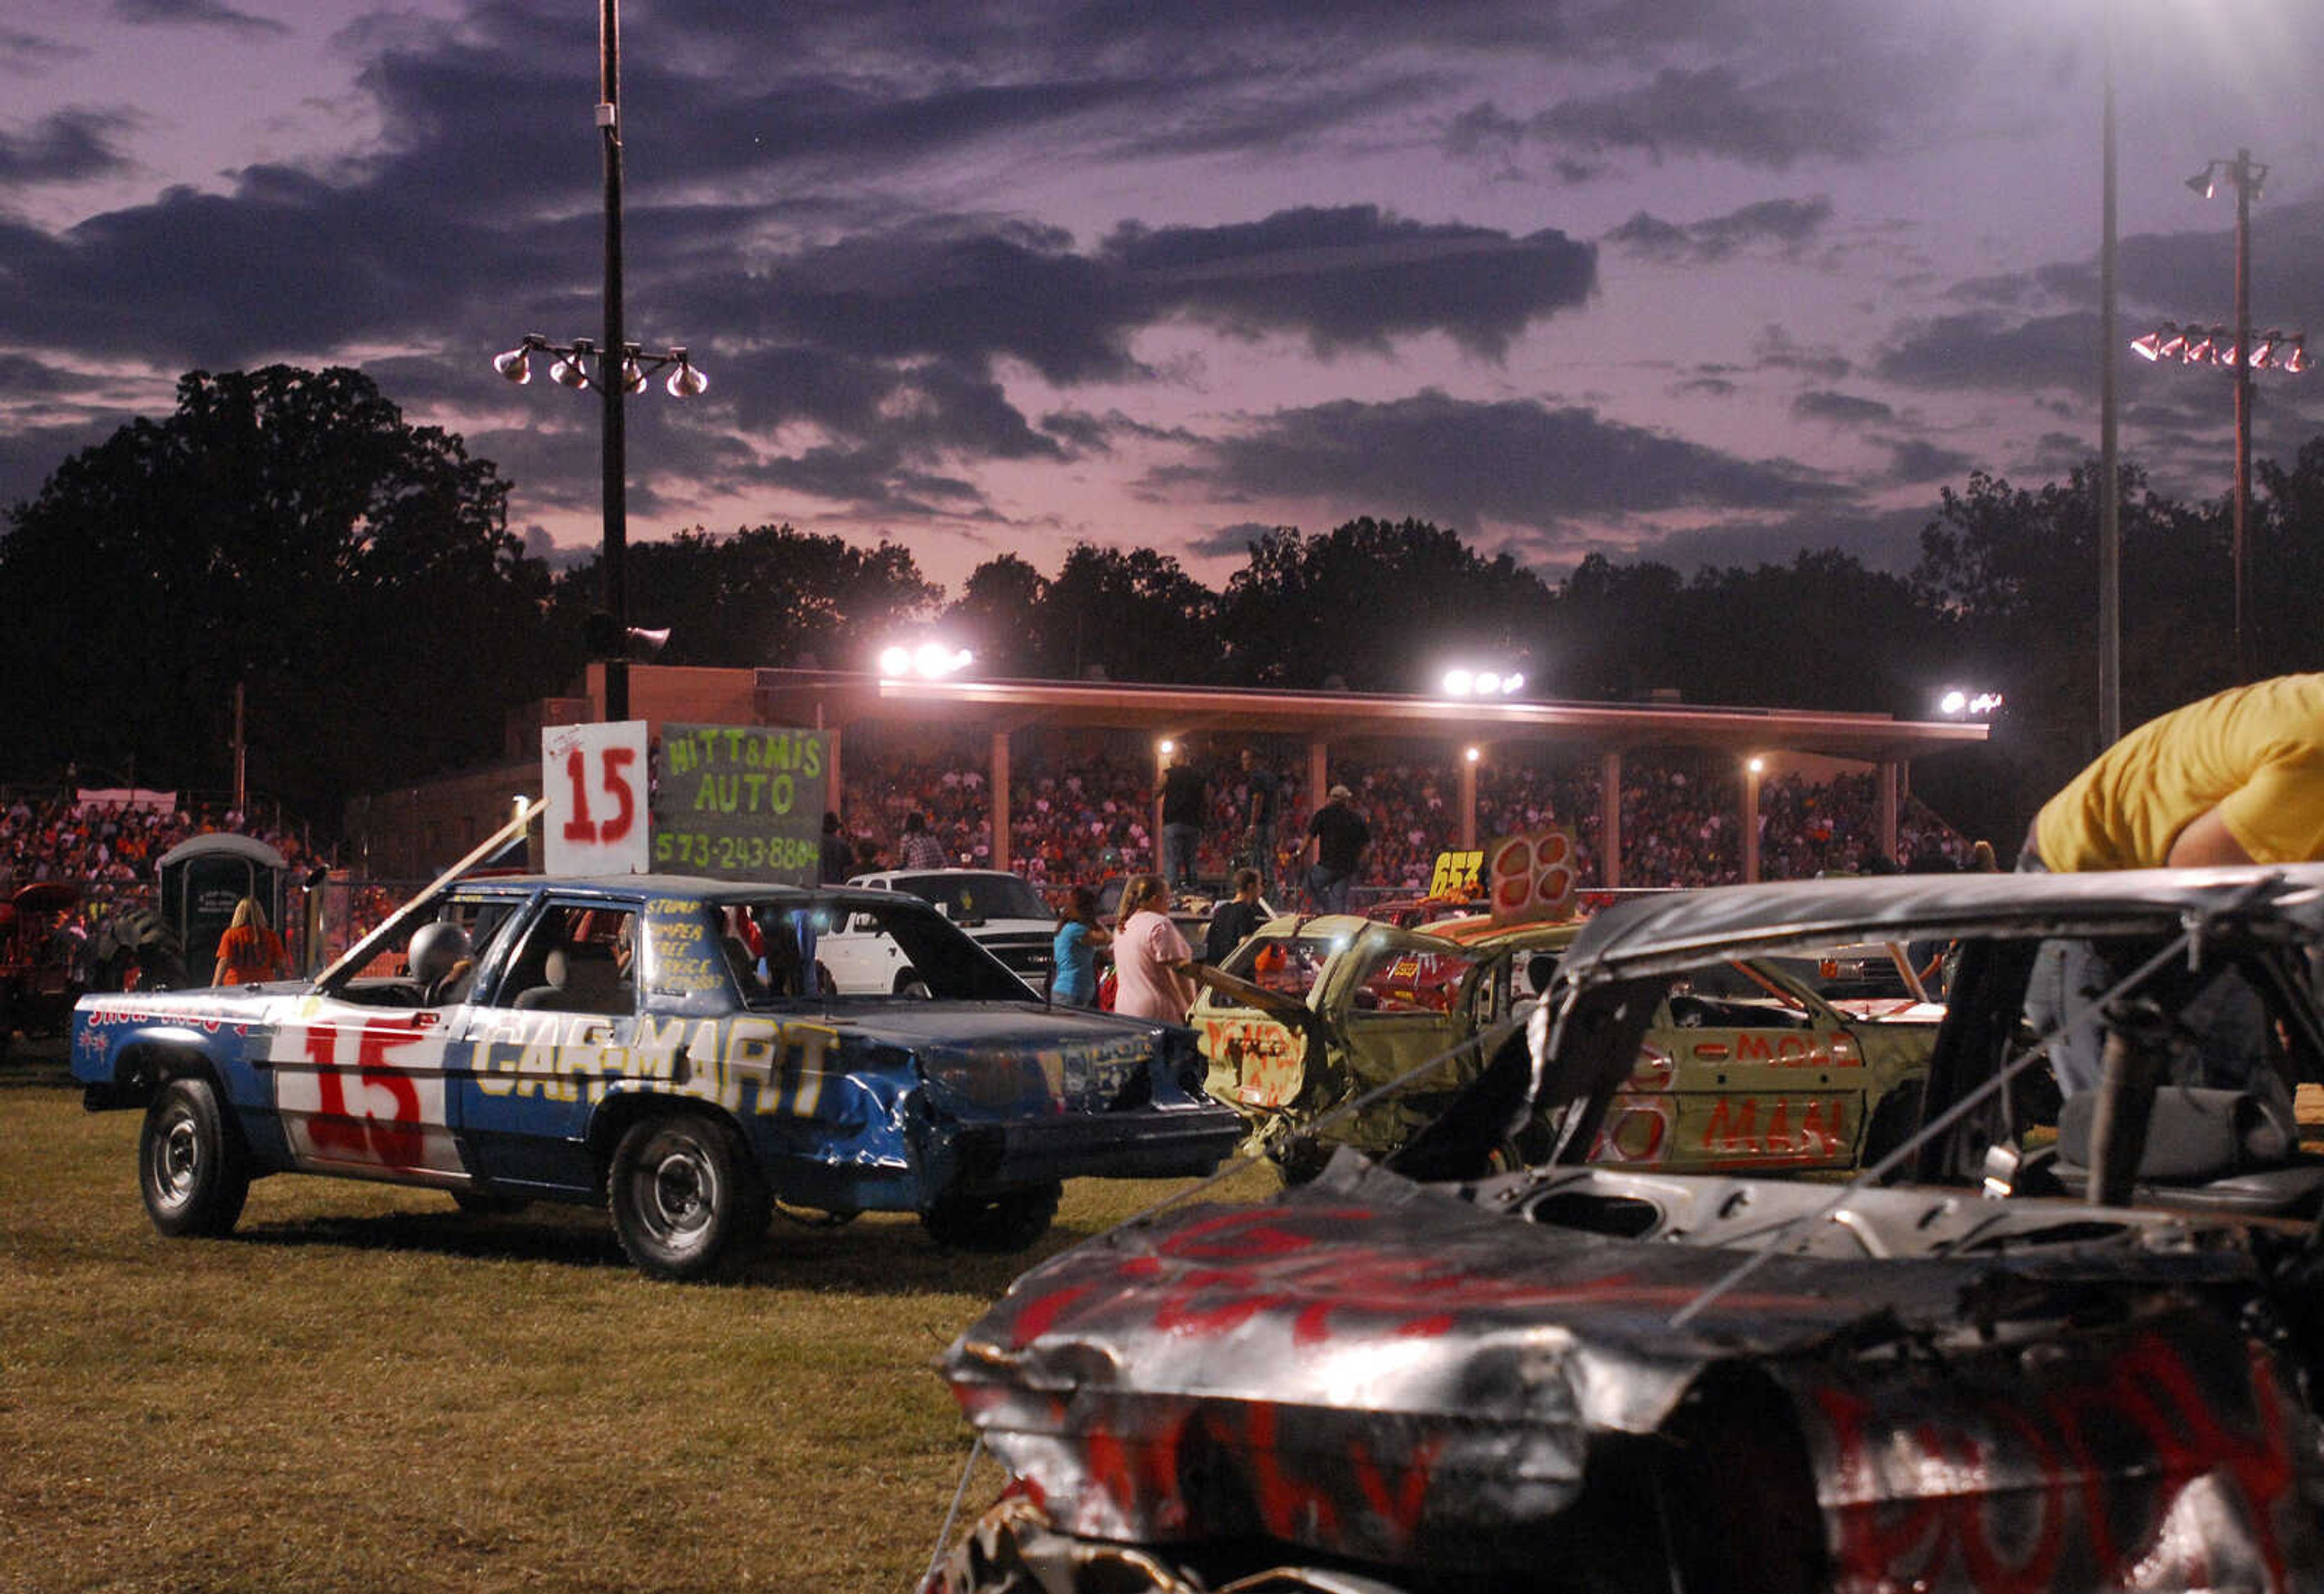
[921,1183,1061,1253]
[607,1113,766,1281]
[1860,1079,1925,1172]
[898,976,931,999]
[139,1076,251,1238]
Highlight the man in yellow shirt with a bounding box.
[2024,673,2324,871]
[2021,673,2324,1098]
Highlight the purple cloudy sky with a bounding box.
[7,0,2324,594]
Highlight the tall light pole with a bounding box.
[2132,152,2304,685]
[493,0,706,724]
[597,0,630,722]
[2098,0,2121,746]
[2191,150,2264,679]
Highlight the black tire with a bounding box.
[898,976,931,999]
[921,1182,1061,1253]
[139,1077,250,1238]
[1860,1079,1925,1173]
[607,1113,766,1281]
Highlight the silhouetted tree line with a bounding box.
[7,365,2323,845]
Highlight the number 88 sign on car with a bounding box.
[543,721,651,875]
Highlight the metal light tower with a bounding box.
[2132,151,2305,683]
[2098,0,2121,746]
[493,0,706,723]
[2196,150,2263,680]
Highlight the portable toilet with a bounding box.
[157,834,290,984]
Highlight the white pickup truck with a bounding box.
[819,869,1057,995]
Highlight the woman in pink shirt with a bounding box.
[1110,874,1196,1024]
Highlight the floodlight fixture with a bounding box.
[1439,663,1525,697]
[1938,688,2003,719]
[877,638,973,681]
[1465,746,1481,764]
[493,338,541,383]
[2150,147,2294,678]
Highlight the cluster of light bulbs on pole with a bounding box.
[2130,323,2308,372]
[493,334,709,397]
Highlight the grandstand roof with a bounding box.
[746,668,1988,762]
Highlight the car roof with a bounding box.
[1559,865,2324,983]
[850,868,1022,884]
[445,873,902,911]
[1248,910,1580,951]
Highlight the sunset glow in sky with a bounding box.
[8,0,2324,595]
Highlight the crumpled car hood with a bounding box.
[943,1156,2321,1586]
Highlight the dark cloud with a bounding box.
[1875,309,2094,394]
[1530,67,1877,170]
[1885,438,1973,484]
[1184,521,1281,560]
[1793,390,1892,426]
[1752,326,1850,382]
[1103,207,1596,359]
[1641,502,1935,578]
[111,0,287,36]
[1160,390,1843,531]
[0,108,137,188]
[1607,197,1830,263]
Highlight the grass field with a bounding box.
[0,1051,1279,1593]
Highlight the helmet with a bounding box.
[409,921,472,986]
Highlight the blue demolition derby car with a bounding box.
[71,872,1243,1279]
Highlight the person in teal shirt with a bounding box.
[1051,885,1111,1006]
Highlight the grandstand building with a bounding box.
[346,664,1986,888]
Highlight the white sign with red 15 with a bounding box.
[543,720,651,875]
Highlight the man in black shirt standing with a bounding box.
[1203,868,1268,965]
[1239,748,1281,897]
[818,811,853,884]
[1160,751,1206,894]
[1302,783,1368,914]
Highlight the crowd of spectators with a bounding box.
[1,792,315,900]
[4,749,1976,914]
[827,745,1977,903]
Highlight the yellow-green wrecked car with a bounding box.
[1190,909,1932,1181]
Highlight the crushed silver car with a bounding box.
[932,866,2324,1594]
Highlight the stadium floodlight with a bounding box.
[486,0,707,722]
[877,639,973,681]
[1439,664,1526,697]
[493,337,543,383]
[2140,148,2300,678]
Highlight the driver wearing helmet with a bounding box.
[409,921,474,1006]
